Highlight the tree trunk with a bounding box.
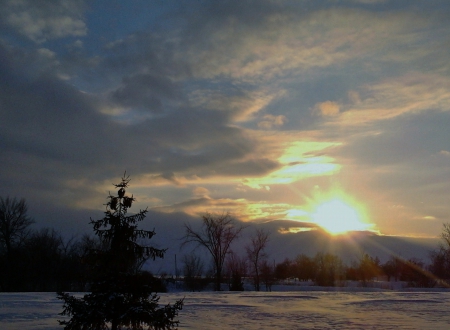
[216,268,221,291]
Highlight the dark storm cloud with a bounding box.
[0,31,274,208]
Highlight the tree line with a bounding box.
[181,215,450,291]
[2,196,450,293]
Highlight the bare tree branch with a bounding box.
[246,229,270,291]
[183,212,246,291]
[0,196,35,254]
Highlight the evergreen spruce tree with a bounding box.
[57,174,183,329]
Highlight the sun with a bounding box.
[311,199,371,235]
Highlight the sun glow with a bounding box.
[311,198,372,235]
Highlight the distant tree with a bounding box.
[183,252,208,291]
[293,254,315,282]
[183,213,245,291]
[429,248,450,284]
[313,252,345,287]
[259,259,275,291]
[225,251,247,291]
[0,197,34,253]
[24,228,63,291]
[356,253,381,286]
[274,258,294,280]
[0,196,34,291]
[57,174,183,330]
[430,223,450,284]
[246,229,270,291]
[400,258,433,288]
[57,235,87,292]
[441,223,450,248]
[381,256,402,282]
[1,227,86,292]
[345,264,358,281]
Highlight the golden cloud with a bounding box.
[323,73,450,127]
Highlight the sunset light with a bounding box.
[2,1,450,328]
[311,198,372,235]
[1,0,448,278]
[310,189,373,235]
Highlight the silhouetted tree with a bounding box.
[25,228,63,291]
[356,253,381,286]
[183,252,208,291]
[400,258,433,288]
[274,258,294,280]
[259,259,275,291]
[381,256,402,282]
[0,197,34,253]
[57,235,87,292]
[246,229,269,291]
[57,174,183,330]
[183,213,245,291]
[225,251,246,291]
[429,248,450,284]
[0,196,34,291]
[293,254,315,282]
[430,223,450,285]
[313,252,345,286]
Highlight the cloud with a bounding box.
[190,88,277,122]
[193,187,210,198]
[152,195,301,223]
[1,0,450,239]
[322,73,450,127]
[110,73,183,113]
[346,0,388,3]
[1,0,87,43]
[0,38,286,211]
[313,101,340,117]
[258,114,287,129]
[178,4,434,83]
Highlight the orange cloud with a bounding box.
[313,101,340,117]
[258,114,287,129]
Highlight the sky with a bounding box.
[1,0,450,241]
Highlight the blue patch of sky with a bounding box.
[83,0,175,55]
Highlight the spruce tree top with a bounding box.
[89,173,165,272]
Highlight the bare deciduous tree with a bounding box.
[183,213,245,291]
[246,229,269,291]
[441,223,450,249]
[429,223,450,285]
[183,252,206,291]
[0,196,34,254]
[259,259,275,292]
[0,196,34,290]
[225,250,247,291]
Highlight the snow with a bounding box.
[1,289,450,329]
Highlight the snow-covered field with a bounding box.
[1,288,450,329]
